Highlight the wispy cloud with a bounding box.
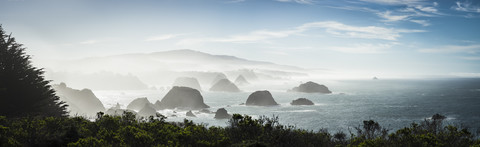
[298,21,425,40]
[226,0,246,3]
[452,1,480,13]
[377,10,410,21]
[330,43,396,54]
[398,7,435,17]
[418,44,480,54]
[359,0,428,6]
[146,34,184,41]
[177,29,298,45]
[414,5,438,13]
[331,0,439,26]
[275,0,315,4]
[326,5,379,13]
[178,21,424,45]
[409,19,430,26]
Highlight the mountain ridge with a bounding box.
[54,49,306,73]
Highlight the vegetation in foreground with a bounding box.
[0,112,479,147]
[0,25,68,118]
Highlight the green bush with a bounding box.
[0,113,478,146]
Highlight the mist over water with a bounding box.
[93,78,480,132]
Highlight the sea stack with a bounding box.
[172,77,202,91]
[112,103,121,109]
[290,98,314,105]
[105,109,138,116]
[246,90,278,106]
[210,74,227,86]
[214,108,231,119]
[127,97,155,111]
[156,86,209,110]
[53,82,106,117]
[186,110,196,117]
[138,103,158,117]
[234,75,250,86]
[209,79,241,92]
[289,81,332,94]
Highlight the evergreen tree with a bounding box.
[0,25,67,117]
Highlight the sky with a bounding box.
[1,0,480,78]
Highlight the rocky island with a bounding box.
[290,98,314,105]
[209,79,241,92]
[246,90,278,106]
[156,86,209,110]
[172,77,202,91]
[289,81,332,94]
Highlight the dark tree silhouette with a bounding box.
[0,25,67,117]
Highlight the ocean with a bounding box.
[93,78,480,133]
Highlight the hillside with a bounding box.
[43,49,310,89]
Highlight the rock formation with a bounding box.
[112,103,121,109]
[245,91,278,106]
[234,75,250,86]
[214,108,231,119]
[172,77,202,91]
[53,82,105,117]
[290,98,314,105]
[186,110,196,117]
[156,86,209,110]
[210,74,227,86]
[105,108,138,116]
[127,97,155,111]
[209,79,241,92]
[289,81,332,94]
[138,103,158,117]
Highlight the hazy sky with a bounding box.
[1,0,480,78]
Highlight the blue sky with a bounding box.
[1,0,480,78]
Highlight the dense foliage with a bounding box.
[0,25,67,117]
[0,113,478,147]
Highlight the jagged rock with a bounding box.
[246,91,278,106]
[53,82,105,117]
[289,81,332,94]
[127,97,155,111]
[105,108,137,116]
[154,100,161,108]
[172,77,202,91]
[209,79,240,92]
[214,108,231,119]
[112,103,121,109]
[156,86,209,110]
[138,103,157,117]
[290,98,314,105]
[186,110,196,117]
[234,75,250,86]
[432,113,446,120]
[210,74,227,86]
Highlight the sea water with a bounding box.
[93,78,480,133]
